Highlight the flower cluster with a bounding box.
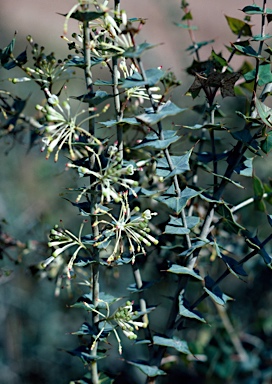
[36,94,101,161]
[43,222,87,279]
[89,299,146,354]
[67,144,139,204]
[93,192,158,263]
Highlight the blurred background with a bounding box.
[1,1,271,383]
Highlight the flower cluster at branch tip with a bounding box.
[93,192,158,263]
[67,144,139,204]
[36,93,101,161]
[90,299,146,355]
[44,222,87,278]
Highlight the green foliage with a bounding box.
[1,0,272,383]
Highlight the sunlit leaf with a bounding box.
[121,68,166,88]
[167,264,203,280]
[178,292,206,322]
[136,101,186,126]
[225,16,252,36]
[156,150,191,178]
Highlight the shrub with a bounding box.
[1,1,272,383]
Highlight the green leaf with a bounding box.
[225,16,252,36]
[182,11,193,21]
[164,216,190,235]
[156,186,201,214]
[136,101,186,126]
[60,10,105,22]
[179,292,206,322]
[179,239,210,257]
[100,117,140,128]
[71,322,96,336]
[123,42,159,58]
[4,49,27,70]
[252,34,272,41]
[186,39,215,54]
[203,276,233,306]
[253,174,266,212]
[66,346,104,364]
[0,37,16,67]
[234,157,253,177]
[127,361,166,377]
[174,22,198,30]
[255,98,272,127]
[220,255,247,278]
[216,203,245,233]
[99,373,114,384]
[73,90,112,106]
[156,150,191,178]
[241,5,264,14]
[233,43,259,57]
[135,130,180,150]
[261,131,272,154]
[153,335,191,354]
[121,68,166,88]
[167,264,203,280]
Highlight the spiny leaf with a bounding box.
[126,361,166,377]
[100,117,140,128]
[135,130,180,150]
[179,292,206,322]
[216,203,245,234]
[225,15,252,36]
[136,101,186,126]
[59,10,105,22]
[167,264,203,280]
[203,276,233,306]
[156,150,191,178]
[121,68,166,88]
[261,131,272,154]
[66,346,105,364]
[255,98,272,128]
[220,255,247,278]
[233,43,260,58]
[0,36,16,67]
[153,335,192,354]
[123,42,160,58]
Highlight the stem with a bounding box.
[113,0,123,160]
[249,0,267,114]
[82,6,99,383]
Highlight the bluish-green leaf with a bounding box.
[216,204,245,233]
[233,43,260,57]
[255,98,272,128]
[60,10,105,22]
[241,5,263,14]
[167,264,203,280]
[135,130,180,150]
[164,216,190,235]
[179,292,206,322]
[0,37,15,67]
[203,276,233,306]
[66,346,104,364]
[153,335,191,354]
[221,255,247,278]
[127,361,166,377]
[156,186,201,214]
[136,101,186,126]
[156,150,191,178]
[252,34,272,41]
[174,22,198,30]
[121,68,166,88]
[261,131,272,154]
[100,117,140,128]
[123,42,159,58]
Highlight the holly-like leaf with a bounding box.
[179,292,206,322]
[66,346,105,364]
[136,101,186,126]
[156,150,191,178]
[261,131,272,154]
[216,203,245,233]
[156,186,201,214]
[220,255,247,278]
[225,15,252,36]
[255,98,272,128]
[100,118,140,128]
[167,264,203,280]
[203,276,233,306]
[121,68,165,88]
[241,5,264,14]
[135,130,180,150]
[233,43,260,57]
[123,42,159,58]
[0,37,16,67]
[164,216,190,235]
[127,361,166,377]
[60,10,105,22]
[153,335,192,354]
